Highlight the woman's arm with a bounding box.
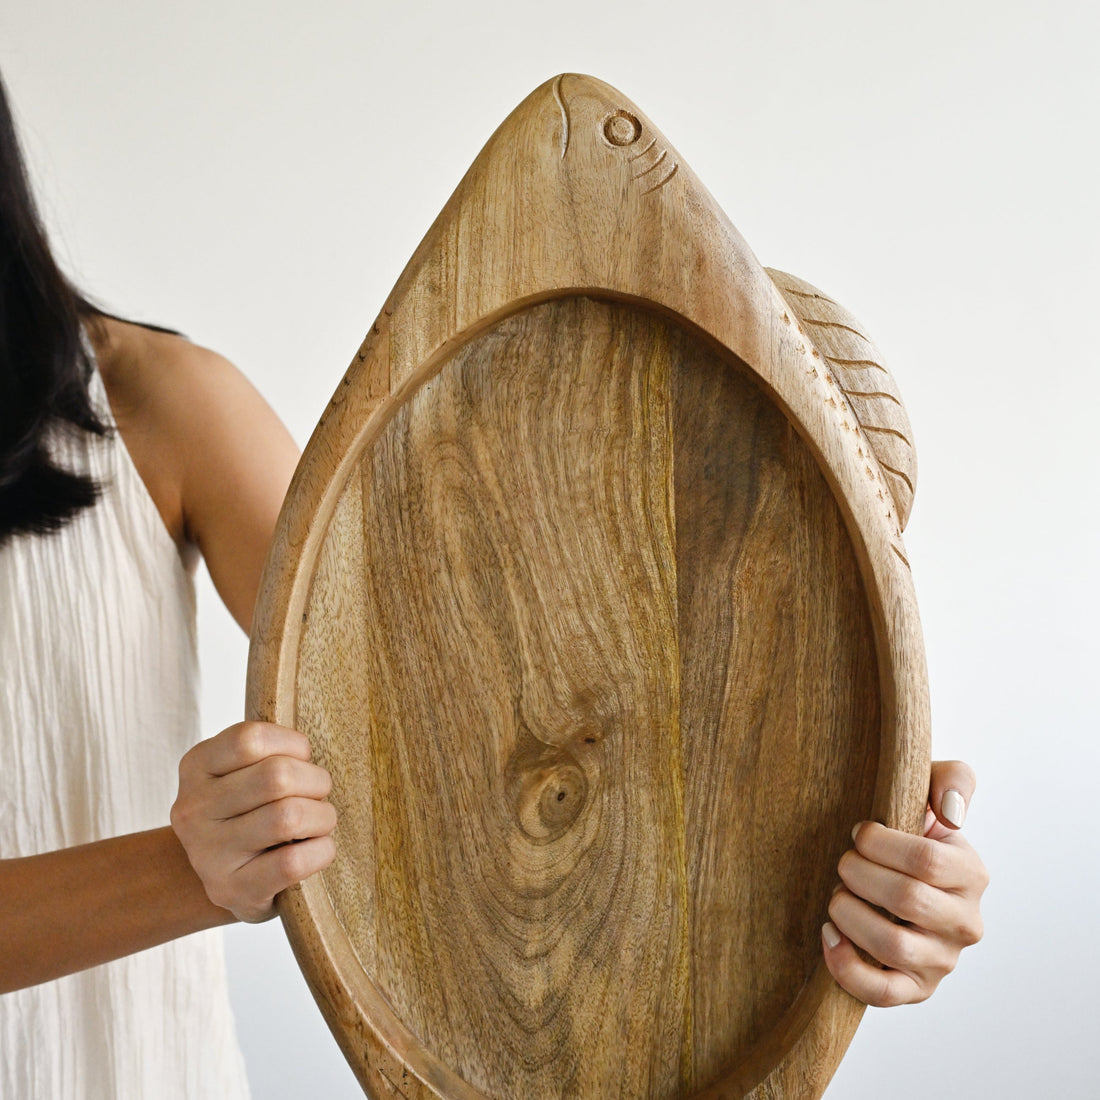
[0,724,335,992]
[95,317,300,632]
[0,828,231,994]
[96,319,339,919]
[0,720,334,993]
[0,322,335,993]
[823,759,989,1005]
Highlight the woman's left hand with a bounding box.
[822,759,989,1006]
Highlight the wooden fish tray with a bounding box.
[247,74,929,1099]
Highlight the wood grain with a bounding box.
[247,74,931,1098]
[289,297,878,1097]
[312,298,685,1098]
[673,324,879,1090]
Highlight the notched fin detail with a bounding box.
[861,424,913,446]
[878,460,915,495]
[781,286,840,306]
[767,268,918,531]
[840,389,902,405]
[825,356,889,373]
[799,317,868,340]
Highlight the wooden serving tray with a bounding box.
[247,74,929,1099]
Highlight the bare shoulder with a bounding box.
[92,315,259,445]
[90,315,299,631]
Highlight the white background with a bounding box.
[2,1,1097,1096]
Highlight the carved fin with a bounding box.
[767,268,918,530]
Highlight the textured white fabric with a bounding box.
[0,367,251,1099]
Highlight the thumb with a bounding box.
[926,759,977,836]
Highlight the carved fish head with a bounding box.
[436,73,697,302]
[549,73,680,197]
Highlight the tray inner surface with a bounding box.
[295,295,879,1098]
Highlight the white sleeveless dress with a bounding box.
[0,367,251,1099]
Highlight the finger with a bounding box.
[205,756,333,821]
[185,722,313,779]
[851,821,977,892]
[828,888,954,983]
[229,797,338,860]
[232,835,338,922]
[821,923,924,1007]
[928,759,977,831]
[837,850,982,941]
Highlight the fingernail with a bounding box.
[851,822,864,844]
[941,789,966,828]
[822,922,842,950]
[831,881,844,897]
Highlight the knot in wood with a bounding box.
[506,728,590,843]
[517,761,587,841]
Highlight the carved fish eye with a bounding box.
[603,110,642,147]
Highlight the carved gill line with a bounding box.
[801,318,870,340]
[632,148,669,180]
[628,136,657,161]
[861,424,913,447]
[839,389,902,405]
[553,75,569,159]
[825,356,889,373]
[878,461,915,494]
[891,543,911,569]
[642,162,679,194]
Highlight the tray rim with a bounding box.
[246,73,930,1100]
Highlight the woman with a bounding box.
[0,68,986,1095]
[0,70,337,1097]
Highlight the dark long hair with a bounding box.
[0,70,109,544]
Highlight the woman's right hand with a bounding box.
[170,722,337,923]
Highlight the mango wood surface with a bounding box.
[247,75,931,1099]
